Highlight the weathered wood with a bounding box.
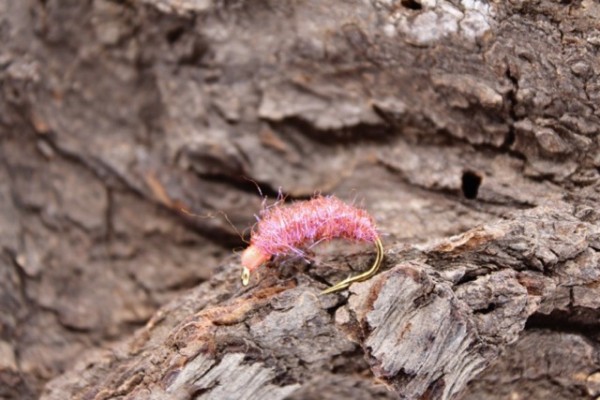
[0,0,599,399]
[40,200,600,399]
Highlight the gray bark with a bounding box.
[0,0,599,399]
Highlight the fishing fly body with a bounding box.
[240,195,384,294]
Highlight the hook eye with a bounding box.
[241,267,250,286]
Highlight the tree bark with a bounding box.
[0,0,599,399]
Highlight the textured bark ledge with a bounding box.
[1,0,599,399]
[41,200,600,399]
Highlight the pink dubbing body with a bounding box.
[243,195,379,271]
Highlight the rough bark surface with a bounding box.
[0,0,599,399]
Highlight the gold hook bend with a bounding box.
[321,237,384,295]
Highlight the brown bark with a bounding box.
[0,0,599,399]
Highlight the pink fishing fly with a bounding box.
[240,195,384,294]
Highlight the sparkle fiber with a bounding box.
[250,195,378,259]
